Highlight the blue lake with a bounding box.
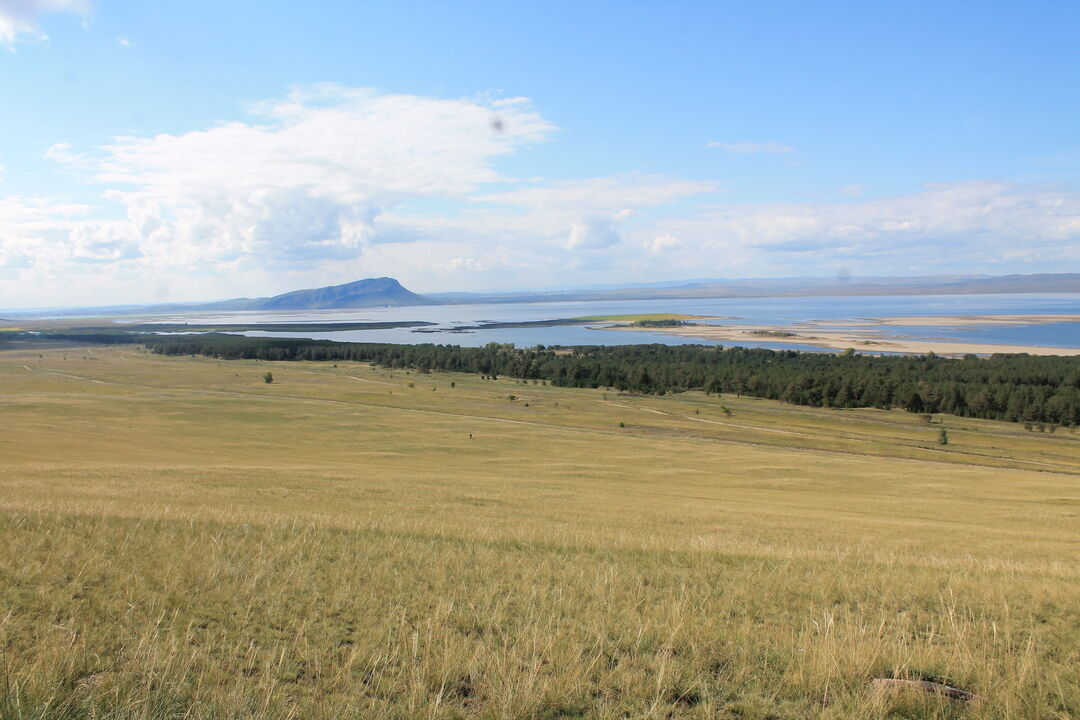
[150,293,1080,351]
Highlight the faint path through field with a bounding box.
[22,364,108,384]
[605,399,801,436]
[306,370,399,387]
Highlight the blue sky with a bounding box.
[1,0,1078,307]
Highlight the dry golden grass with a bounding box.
[1,345,1077,719]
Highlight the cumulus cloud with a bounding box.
[4,82,1080,305]
[706,141,795,155]
[0,0,89,47]
[353,240,536,289]
[0,194,93,222]
[648,233,681,252]
[345,174,714,264]
[660,180,1080,271]
[567,217,621,250]
[0,195,97,271]
[43,141,85,165]
[467,174,717,254]
[12,84,554,279]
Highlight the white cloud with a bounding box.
[448,257,484,271]
[3,82,1080,306]
[0,0,89,48]
[43,141,85,165]
[0,194,93,221]
[648,233,681,252]
[352,174,715,261]
[706,141,795,155]
[0,195,99,272]
[477,174,718,211]
[115,34,130,47]
[11,85,554,277]
[567,217,621,250]
[464,174,717,254]
[0,85,569,304]
[657,180,1080,271]
[5,176,1080,305]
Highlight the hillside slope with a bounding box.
[250,277,432,310]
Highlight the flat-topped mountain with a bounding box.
[247,277,431,310]
[188,277,433,312]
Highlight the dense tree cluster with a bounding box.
[631,319,687,327]
[148,335,1080,426]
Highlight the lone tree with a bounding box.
[938,427,949,445]
[263,371,274,384]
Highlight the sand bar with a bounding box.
[599,322,1080,356]
[849,314,1080,327]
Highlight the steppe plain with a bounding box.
[1,345,1077,719]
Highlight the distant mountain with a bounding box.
[3,277,434,316]
[149,277,435,313]
[429,273,1080,304]
[237,277,432,310]
[6,273,1079,317]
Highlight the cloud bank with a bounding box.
[1,84,1078,307]
[3,85,553,293]
[0,0,89,47]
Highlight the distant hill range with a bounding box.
[428,273,1080,304]
[204,277,431,311]
[6,273,1079,316]
[156,272,1080,310]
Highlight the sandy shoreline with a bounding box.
[599,321,1080,356]
[849,313,1080,327]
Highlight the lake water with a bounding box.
[148,293,1080,351]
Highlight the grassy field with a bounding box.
[1,345,1077,719]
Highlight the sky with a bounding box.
[1,0,1079,308]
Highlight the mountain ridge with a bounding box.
[247,276,430,310]
[141,277,434,313]
[5,273,1079,316]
